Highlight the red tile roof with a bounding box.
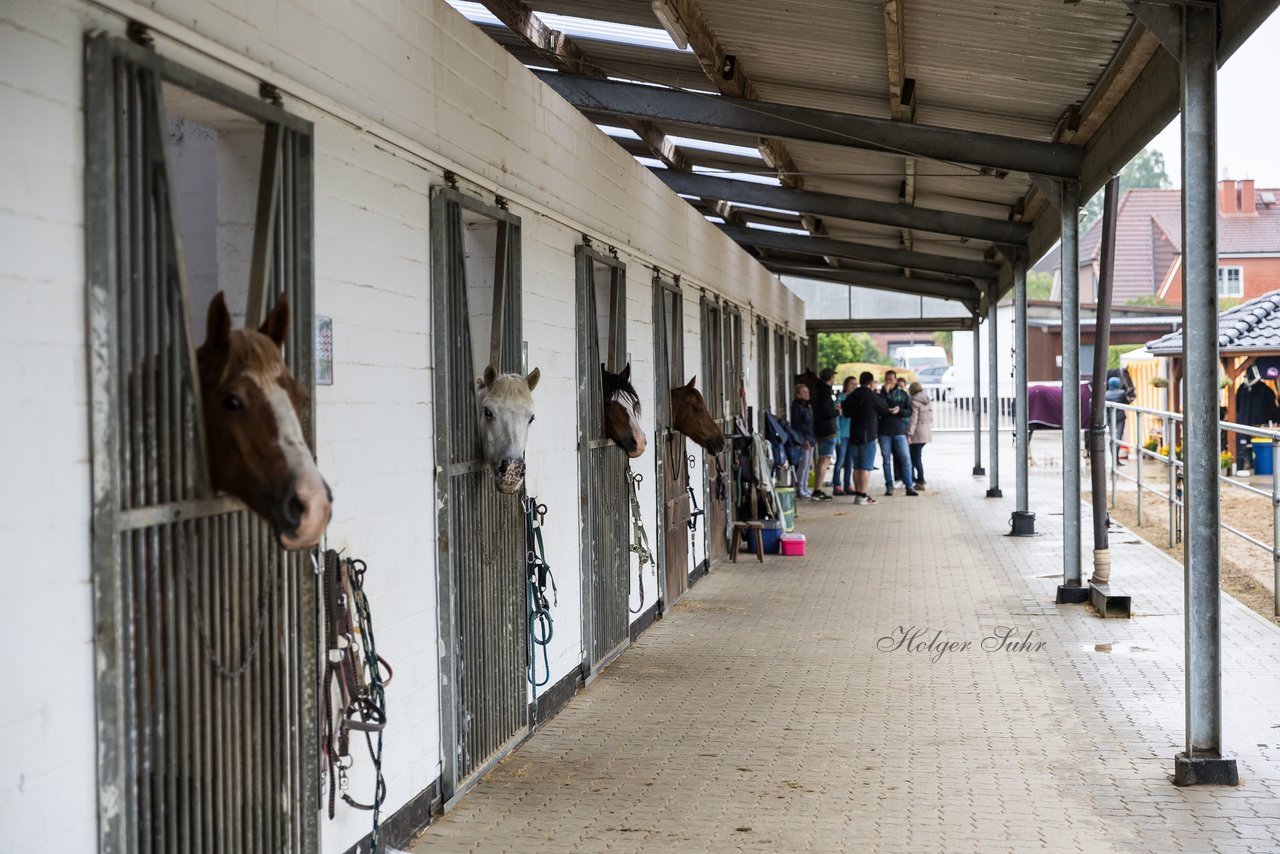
[1077,186,1280,301]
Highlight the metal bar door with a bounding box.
[653,275,689,610]
[431,188,529,804]
[86,35,318,854]
[576,244,630,674]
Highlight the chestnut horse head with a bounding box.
[602,362,646,458]
[670,376,726,455]
[477,364,541,494]
[197,292,332,550]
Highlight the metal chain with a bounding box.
[178,527,279,679]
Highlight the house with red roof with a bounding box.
[1064,179,1280,306]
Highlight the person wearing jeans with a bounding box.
[790,383,816,499]
[906,380,933,487]
[833,376,855,495]
[878,370,918,496]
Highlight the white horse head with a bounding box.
[476,364,541,494]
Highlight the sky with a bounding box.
[1147,9,1280,187]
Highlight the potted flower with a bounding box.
[1151,376,1169,389]
[1143,436,1159,453]
[1221,450,1234,474]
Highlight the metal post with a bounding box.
[987,281,1002,497]
[1169,437,1177,549]
[1009,252,1035,535]
[1136,422,1144,527]
[1057,179,1085,602]
[1089,176,1120,585]
[1273,436,1279,617]
[1176,5,1236,786]
[972,318,984,476]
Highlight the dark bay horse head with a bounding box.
[671,376,726,455]
[795,368,822,396]
[197,292,332,550]
[602,362,646,458]
[477,364,541,494]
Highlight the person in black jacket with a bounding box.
[878,370,918,496]
[790,383,816,499]
[809,368,839,500]
[841,371,894,504]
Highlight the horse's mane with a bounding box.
[602,368,641,414]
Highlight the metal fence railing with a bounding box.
[930,393,1016,433]
[1103,400,1280,616]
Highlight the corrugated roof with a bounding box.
[451,0,1276,303]
[1147,289,1280,354]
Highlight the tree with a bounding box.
[1080,148,1171,232]
[931,330,952,358]
[1027,271,1055,300]
[816,332,886,368]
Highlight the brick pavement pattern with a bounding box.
[412,435,1280,853]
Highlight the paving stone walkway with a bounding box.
[412,434,1280,853]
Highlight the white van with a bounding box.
[893,344,949,373]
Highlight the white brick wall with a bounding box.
[0,0,805,851]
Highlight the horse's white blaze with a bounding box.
[261,378,331,548]
[616,393,646,458]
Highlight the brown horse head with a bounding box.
[602,362,646,458]
[477,364,541,494]
[671,376,725,454]
[197,292,332,550]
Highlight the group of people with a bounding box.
[789,368,934,504]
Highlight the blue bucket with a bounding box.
[1252,438,1274,476]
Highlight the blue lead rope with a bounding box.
[525,498,556,688]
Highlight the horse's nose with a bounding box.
[280,488,306,530]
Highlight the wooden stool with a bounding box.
[730,521,766,563]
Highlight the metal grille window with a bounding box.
[756,316,771,430]
[774,327,787,416]
[431,187,528,804]
[86,36,318,854]
[576,244,630,674]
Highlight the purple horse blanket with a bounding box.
[1026,383,1092,429]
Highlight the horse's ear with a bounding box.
[525,367,541,392]
[204,292,232,351]
[259,294,289,350]
[684,376,697,390]
[481,364,497,388]
[620,363,631,383]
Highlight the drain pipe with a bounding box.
[1088,177,1120,584]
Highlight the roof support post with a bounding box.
[986,279,1003,498]
[1053,178,1088,604]
[1088,176,1121,584]
[1176,1,1238,787]
[1010,249,1036,535]
[972,317,984,477]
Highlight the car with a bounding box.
[916,364,955,401]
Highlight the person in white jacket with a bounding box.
[907,382,934,488]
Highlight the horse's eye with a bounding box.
[222,395,244,412]
[483,407,494,421]
[529,414,535,424]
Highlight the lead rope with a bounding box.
[525,498,556,688]
[626,467,653,613]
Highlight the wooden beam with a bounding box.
[479,0,691,170]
